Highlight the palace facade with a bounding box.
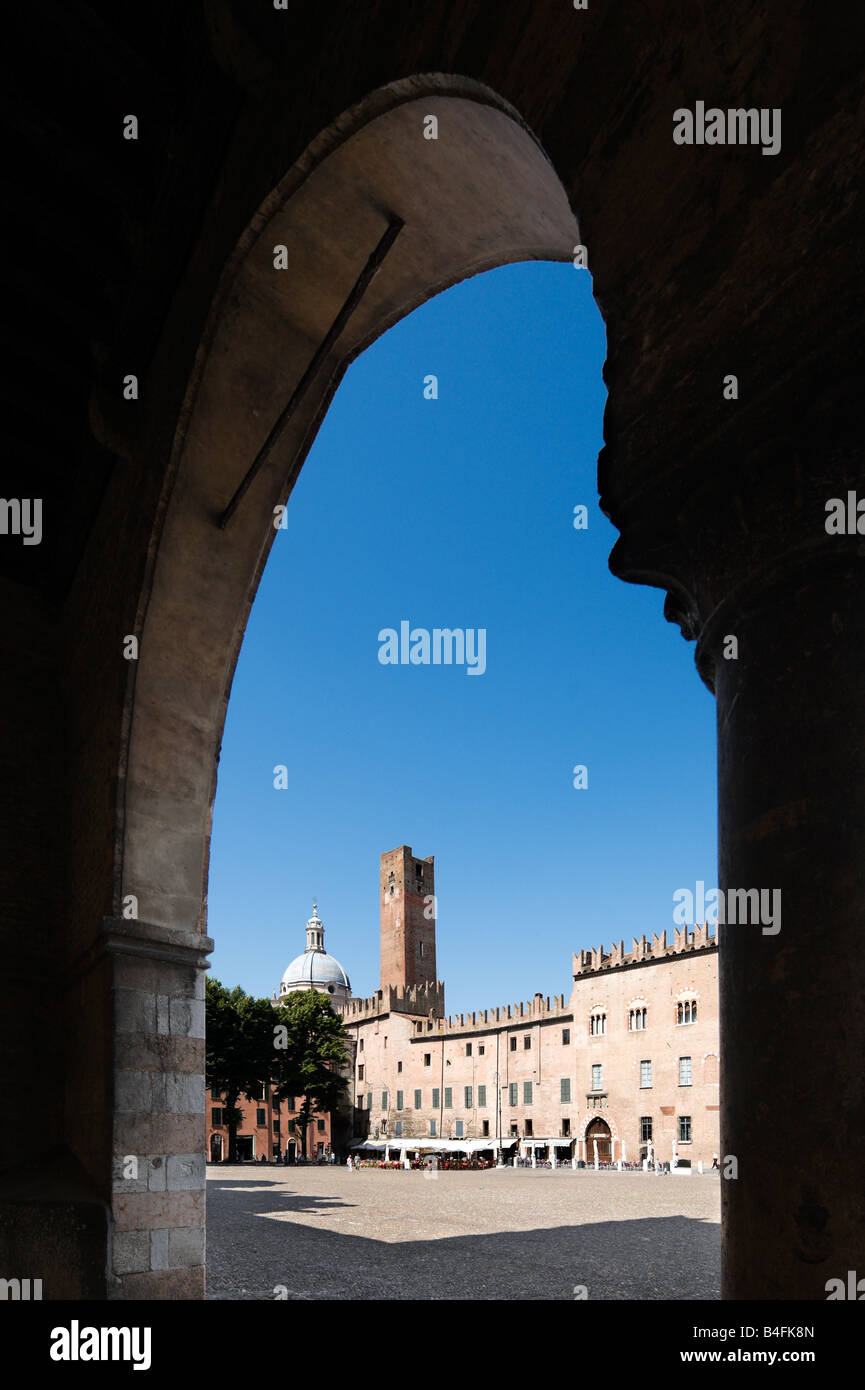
[342,847,719,1168]
[207,844,719,1168]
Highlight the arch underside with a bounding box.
[122,79,581,935]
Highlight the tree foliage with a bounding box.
[205,978,274,1161]
[271,991,350,1158]
[206,978,350,1161]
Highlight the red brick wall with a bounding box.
[206,1087,332,1161]
[379,846,436,991]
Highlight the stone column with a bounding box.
[605,430,865,1297]
[105,917,213,1298]
[712,552,865,1298]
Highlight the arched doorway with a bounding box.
[585,1118,611,1165]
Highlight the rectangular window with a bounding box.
[464,1086,473,1109]
[424,1053,431,1067]
[640,1060,652,1088]
[256,1108,266,1127]
[359,1040,364,1052]
[367,1093,373,1109]
[358,1064,364,1081]
[430,1120,437,1137]
[478,1044,485,1056]
[455,1120,464,1138]
[477,1085,487,1108]
[525,1118,533,1137]
[523,1081,533,1105]
[414,1089,422,1110]
[640,1116,653,1142]
[286,1096,295,1111]
[465,1043,472,1056]
[509,1082,518,1106]
[317,1119,325,1132]
[432,1087,440,1108]
[678,1115,692,1143]
[510,1122,518,1137]
[591,1064,603,1091]
[482,1119,490,1137]
[395,1121,402,1137]
[509,1036,517,1052]
[211,1108,222,1126]
[381,1092,388,1111]
[273,1118,280,1132]
[523,1035,531,1050]
[396,1090,404,1111]
[260,1083,268,1101]
[444,1087,452,1109]
[562,1029,571,1045]
[288,1120,296,1133]
[397,1060,403,1073]
[679,1056,692,1086]
[560,1077,571,1103]
[561,1118,570,1137]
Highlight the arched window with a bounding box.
[628,1007,647,1031]
[677,998,697,1025]
[589,1011,607,1036]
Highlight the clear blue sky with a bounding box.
[207,261,717,1015]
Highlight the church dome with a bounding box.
[278,905,351,999]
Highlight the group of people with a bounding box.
[345,1155,493,1171]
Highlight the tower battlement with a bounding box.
[338,978,445,1022]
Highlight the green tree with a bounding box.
[205,978,275,1163]
[271,991,350,1159]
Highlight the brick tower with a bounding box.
[380,845,437,990]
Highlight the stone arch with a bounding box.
[110,75,583,1297]
[120,75,580,933]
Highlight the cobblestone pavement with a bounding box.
[206,1165,720,1300]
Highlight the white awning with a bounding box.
[349,1137,516,1153]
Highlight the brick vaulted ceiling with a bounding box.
[3,1,863,601]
